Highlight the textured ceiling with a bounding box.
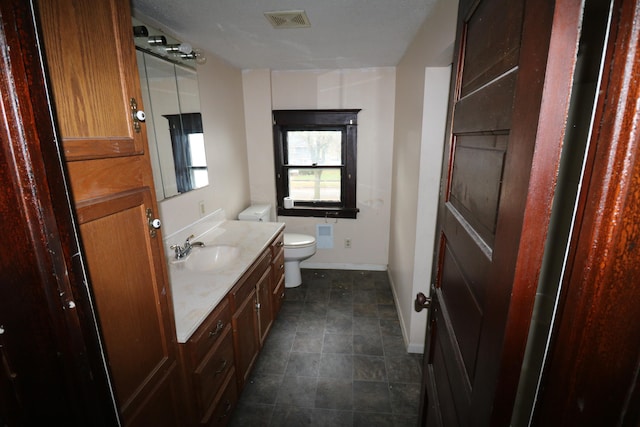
[131,0,438,70]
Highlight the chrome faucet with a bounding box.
[170,234,205,259]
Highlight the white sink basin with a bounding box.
[178,245,240,272]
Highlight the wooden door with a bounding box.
[257,266,274,346]
[420,0,583,425]
[37,0,181,425]
[232,284,259,389]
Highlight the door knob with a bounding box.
[146,208,161,238]
[414,292,432,312]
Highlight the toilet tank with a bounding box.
[238,205,271,222]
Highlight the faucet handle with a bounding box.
[185,234,195,244]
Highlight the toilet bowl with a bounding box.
[284,233,317,288]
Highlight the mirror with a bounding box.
[134,22,208,201]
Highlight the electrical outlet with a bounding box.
[198,200,205,217]
[344,238,352,248]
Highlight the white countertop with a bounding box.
[167,219,284,343]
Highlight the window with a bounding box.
[273,109,360,218]
[164,113,209,193]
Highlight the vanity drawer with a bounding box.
[272,273,285,316]
[203,370,238,427]
[270,232,284,257]
[271,235,285,318]
[194,328,235,414]
[272,249,284,281]
[187,299,231,367]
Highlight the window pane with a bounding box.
[286,131,341,165]
[288,168,340,201]
[191,168,209,188]
[188,133,207,167]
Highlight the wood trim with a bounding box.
[272,109,361,125]
[76,187,147,224]
[534,0,640,423]
[272,109,359,217]
[63,137,141,161]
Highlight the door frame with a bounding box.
[533,0,640,423]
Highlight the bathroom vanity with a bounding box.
[166,213,284,426]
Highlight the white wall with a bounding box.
[158,49,251,236]
[389,0,458,352]
[243,68,396,270]
[242,69,276,216]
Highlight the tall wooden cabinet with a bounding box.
[37,0,182,425]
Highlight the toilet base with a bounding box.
[284,260,302,288]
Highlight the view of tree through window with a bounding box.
[286,130,341,201]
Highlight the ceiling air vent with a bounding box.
[264,10,311,29]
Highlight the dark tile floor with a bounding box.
[229,269,423,427]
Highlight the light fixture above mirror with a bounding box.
[132,17,206,65]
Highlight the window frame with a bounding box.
[273,109,360,219]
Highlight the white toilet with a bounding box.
[238,205,316,288]
[282,233,316,288]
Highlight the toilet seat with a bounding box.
[284,233,316,249]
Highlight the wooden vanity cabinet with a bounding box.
[270,232,286,318]
[178,299,237,427]
[229,248,272,389]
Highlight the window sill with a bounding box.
[277,206,359,219]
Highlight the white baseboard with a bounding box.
[301,262,387,271]
[388,271,425,355]
[407,342,425,354]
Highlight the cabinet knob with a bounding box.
[135,110,146,122]
[215,359,228,375]
[129,97,145,133]
[217,400,232,421]
[146,208,161,237]
[208,320,224,338]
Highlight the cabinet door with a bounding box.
[38,0,144,161]
[257,266,273,346]
[38,0,181,425]
[76,190,180,426]
[232,286,259,389]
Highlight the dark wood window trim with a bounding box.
[273,109,360,219]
